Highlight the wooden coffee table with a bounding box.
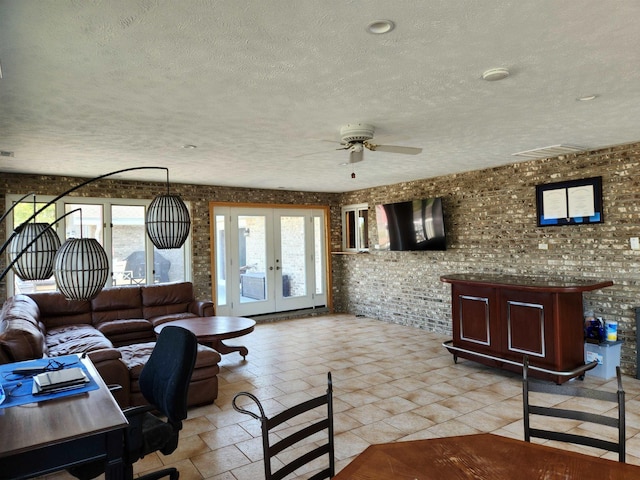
[154,316,256,359]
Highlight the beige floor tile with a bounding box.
[191,445,251,478]
[199,424,254,450]
[38,313,640,480]
[350,420,405,444]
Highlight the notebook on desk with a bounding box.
[32,368,89,395]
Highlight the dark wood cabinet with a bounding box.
[441,274,613,383]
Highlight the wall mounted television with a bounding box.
[375,197,446,251]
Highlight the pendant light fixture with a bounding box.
[54,237,110,300]
[7,195,61,281]
[1,167,191,300]
[8,222,61,280]
[146,193,191,249]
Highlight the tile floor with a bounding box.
[51,314,640,479]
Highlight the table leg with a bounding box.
[104,428,126,480]
[211,340,249,359]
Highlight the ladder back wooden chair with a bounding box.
[522,355,626,462]
[233,372,335,480]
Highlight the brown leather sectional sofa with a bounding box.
[0,282,221,407]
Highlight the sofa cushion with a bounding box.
[95,319,155,346]
[141,282,195,320]
[27,291,92,329]
[148,312,198,327]
[46,324,114,356]
[0,295,46,362]
[91,286,143,325]
[118,341,221,406]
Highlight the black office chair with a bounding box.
[70,326,198,480]
[232,372,335,480]
[522,355,626,462]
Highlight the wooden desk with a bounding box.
[154,316,256,359]
[0,356,128,480]
[334,433,640,479]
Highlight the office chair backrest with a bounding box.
[522,355,626,462]
[232,372,335,480]
[139,325,198,424]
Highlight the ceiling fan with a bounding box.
[337,123,422,163]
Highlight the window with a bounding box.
[5,194,191,296]
[341,203,369,252]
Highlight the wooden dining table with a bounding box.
[333,433,640,479]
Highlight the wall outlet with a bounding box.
[631,237,640,250]
[538,243,549,250]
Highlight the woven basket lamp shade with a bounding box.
[146,194,191,249]
[54,238,110,300]
[8,223,61,281]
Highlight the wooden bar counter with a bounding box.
[440,273,614,383]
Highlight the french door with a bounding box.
[212,205,328,316]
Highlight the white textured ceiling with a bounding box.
[1,1,640,193]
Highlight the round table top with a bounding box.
[153,316,256,341]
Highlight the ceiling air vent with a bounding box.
[512,145,585,159]
[0,150,14,157]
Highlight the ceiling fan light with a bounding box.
[54,238,110,300]
[350,149,364,163]
[146,194,191,249]
[8,223,61,280]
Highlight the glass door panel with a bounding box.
[238,214,273,312]
[110,205,146,285]
[153,247,184,283]
[274,213,313,311]
[214,214,228,306]
[65,204,104,243]
[314,215,324,296]
[279,215,306,298]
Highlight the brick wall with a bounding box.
[2,141,640,374]
[337,142,640,375]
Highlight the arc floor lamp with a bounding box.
[0,167,190,300]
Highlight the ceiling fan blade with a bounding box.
[365,142,422,155]
[350,149,364,163]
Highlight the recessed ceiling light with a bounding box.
[577,95,598,101]
[182,144,197,149]
[482,68,510,81]
[367,20,395,34]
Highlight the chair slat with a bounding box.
[270,419,329,456]
[522,356,625,462]
[267,394,328,429]
[271,444,330,480]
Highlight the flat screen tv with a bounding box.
[375,197,446,251]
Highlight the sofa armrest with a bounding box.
[87,349,131,407]
[189,300,214,317]
[87,347,122,363]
